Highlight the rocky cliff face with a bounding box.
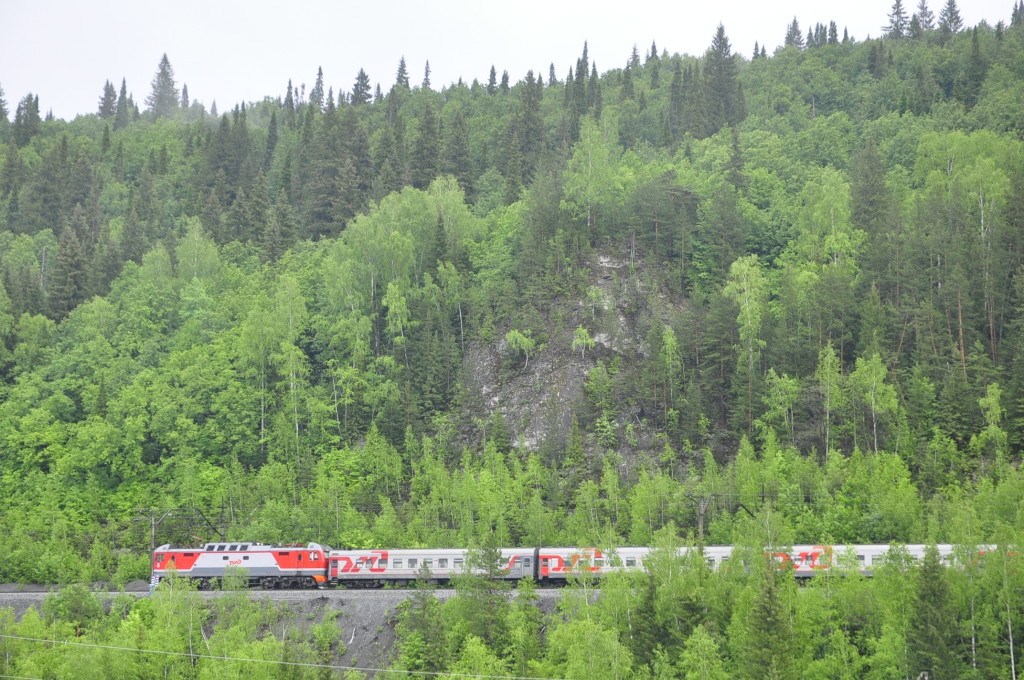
[459,255,675,462]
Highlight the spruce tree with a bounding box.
[962,27,986,107]
[51,214,88,320]
[396,57,410,89]
[265,111,278,168]
[146,54,178,118]
[180,83,189,110]
[741,565,798,680]
[98,80,117,118]
[352,68,371,106]
[441,105,472,194]
[917,0,935,29]
[309,66,325,111]
[703,25,745,136]
[885,0,910,37]
[13,94,40,147]
[283,79,296,124]
[422,60,431,89]
[907,546,964,679]
[784,17,804,48]
[114,78,130,130]
[938,0,963,39]
[486,66,497,94]
[0,82,7,125]
[411,100,439,189]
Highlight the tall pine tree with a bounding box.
[146,54,178,118]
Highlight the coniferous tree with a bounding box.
[114,78,130,130]
[180,83,189,110]
[411,100,439,189]
[785,17,804,48]
[909,14,924,38]
[441,105,472,194]
[885,0,910,37]
[98,80,117,118]
[87,221,120,297]
[587,63,602,118]
[938,0,963,40]
[907,546,963,679]
[0,83,7,125]
[309,66,325,111]
[422,60,431,90]
[12,94,40,147]
[1,140,22,199]
[51,216,87,320]
[260,190,294,262]
[703,25,745,137]
[342,106,372,208]
[396,57,410,89]
[352,69,372,106]
[961,27,986,108]
[740,565,798,680]
[146,54,178,118]
[668,59,684,141]
[283,79,296,125]
[620,68,635,101]
[917,0,935,29]
[486,66,497,95]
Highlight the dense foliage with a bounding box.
[2,2,1024,675]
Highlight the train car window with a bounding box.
[155,554,165,562]
[229,544,239,551]
[706,558,716,567]
[438,558,448,568]
[377,559,388,568]
[523,558,531,566]
[223,556,229,560]
[857,555,865,562]
[205,544,214,551]
[454,558,464,569]
[408,558,418,568]
[217,545,226,551]
[243,556,249,561]
[424,559,433,568]
[625,557,636,567]
[241,545,250,551]
[280,552,291,556]
[184,553,195,557]
[393,558,403,568]
[594,558,604,567]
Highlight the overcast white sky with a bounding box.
[0,0,1013,120]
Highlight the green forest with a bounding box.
[2,0,1024,676]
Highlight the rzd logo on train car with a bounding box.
[539,548,605,576]
[332,550,389,575]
